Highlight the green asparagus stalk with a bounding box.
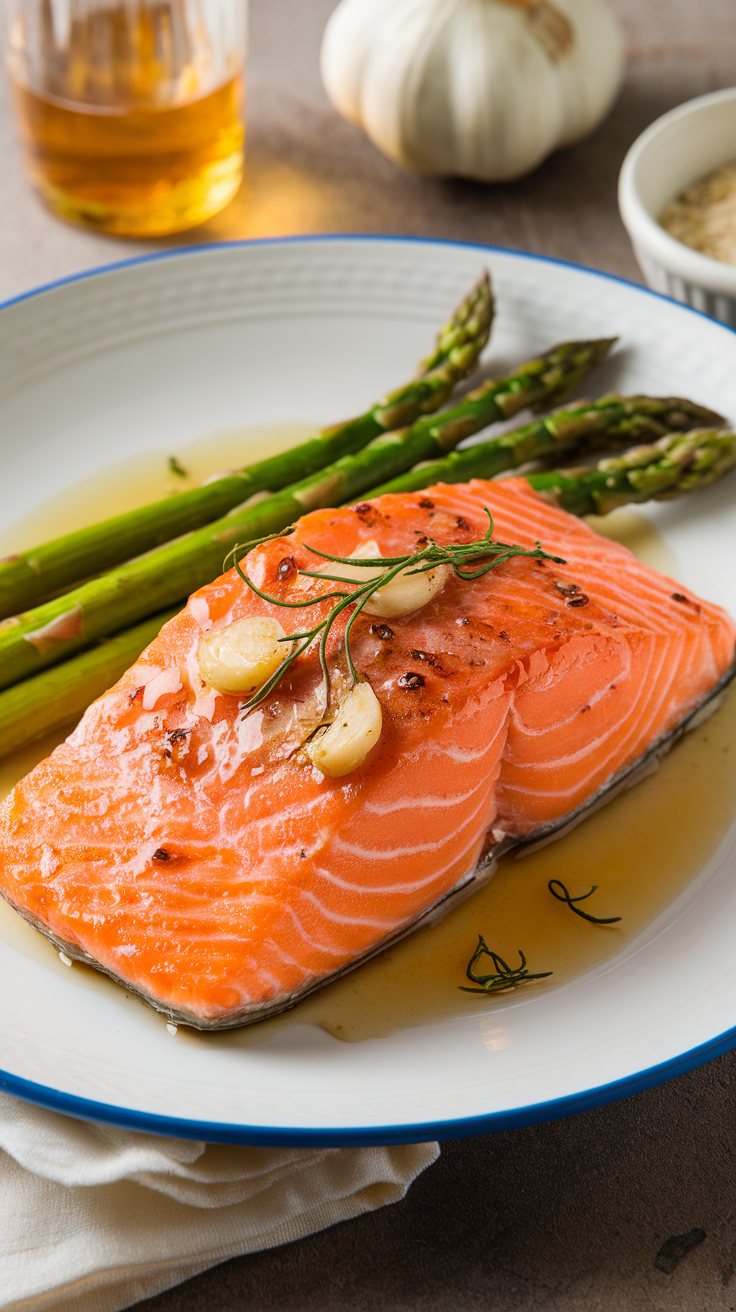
[527,428,736,516]
[0,609,178,759]
[0,273,494,622]
[0,337,614,693]
[2,425,733,763]
[363,394,726,498]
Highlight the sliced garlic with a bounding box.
[198,617,288,695]
[307,682,382,778]
[320,540,451,618]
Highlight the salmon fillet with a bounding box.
[0,478,733,1028]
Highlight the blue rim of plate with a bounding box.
[2,233,736,1146]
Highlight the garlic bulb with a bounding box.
[320,0,624,182]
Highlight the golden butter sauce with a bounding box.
[0,423,313,558]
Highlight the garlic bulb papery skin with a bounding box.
[320,0,624,182]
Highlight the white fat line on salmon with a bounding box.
[496,718,665,799]
[580,592,693,631]
[332,790,494,864]
[431,738,506,765]
[235,798,333,836]
[363,780,493,816]
[254,948,319,991]
[499,717,659,791]
[617,649,684,743]
[311,838,484,898]
[234,838,327,866]
[506,681,634,743]
[235,958,289,998]
[506,648,667,756]
[430,488,492,522]
[238,951,308,997]
[295,887,397,932]
[424,712,511,752]
[172,840,489,906]
[261,938,316,976]
[497,691,683,808]
[469,497,681,596]
[515,544,695,627]
[250,897,348,960]
[510,676,735,863]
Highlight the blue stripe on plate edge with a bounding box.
[2,1018,736,1145]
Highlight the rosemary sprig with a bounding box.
[231,510,565,715]
[548,880,622,924]
[459,935,553,993]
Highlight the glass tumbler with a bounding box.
[3,0,246,235]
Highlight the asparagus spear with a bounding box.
[0,273,494,621]
[2,425,733,763]
[0,609,179,759]
[528,428,736,516]
[364,394,726,498]
[0,337,613,692]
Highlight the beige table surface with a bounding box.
[3,1,736,1308]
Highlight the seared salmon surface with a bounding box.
[0,479,733,1027]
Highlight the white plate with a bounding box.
[1,237,736,1146]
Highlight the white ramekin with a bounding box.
[618,87,736,327]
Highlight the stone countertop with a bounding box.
[2,1,736,1307]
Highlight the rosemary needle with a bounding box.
[548,879,622,924]
[459,934,553,994]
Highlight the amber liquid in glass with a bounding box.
[8,3,244,235]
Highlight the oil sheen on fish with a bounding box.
[0,478,733,1029]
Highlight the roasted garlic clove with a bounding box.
[323,540,450,618]
[316,539,384,586]
[363,562,451,618]
[198,617,288,695]
[307,682,382,778]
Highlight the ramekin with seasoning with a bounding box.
[618,87,736,328]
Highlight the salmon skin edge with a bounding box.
[4,658,734,1033]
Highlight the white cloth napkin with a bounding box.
[0,1093,439,1312]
